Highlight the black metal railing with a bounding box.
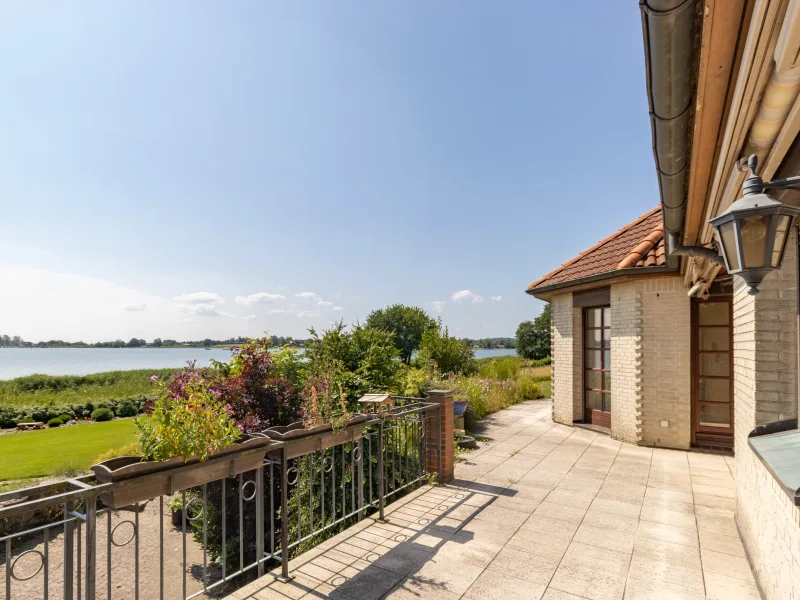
[0,400,440,600]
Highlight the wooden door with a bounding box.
[692,298,734,444]
[584,306,611,428]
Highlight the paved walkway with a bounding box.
[226,400,761,600]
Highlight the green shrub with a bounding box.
[47,418,63,428]
[530,356,552,367]
[58,413,73,423]
[18,417,35,424]
[418,322,475,376]
[0,416,16,429]
[517,376,541,400]
[477,356,523,380]
[115,401,137,418]
[91,408,113,422]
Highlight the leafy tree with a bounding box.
[304,321,403,404]
[417,320,475,375]
[152,338,163,347]
[203,338,213,348]
[163,339,178,347]
[126,338,143,348]
[365,304,436,364]
[516,303,551,360]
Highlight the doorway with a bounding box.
[584,306,611,429]
[692,297,734,446]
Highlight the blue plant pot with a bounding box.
[453,401,467,417]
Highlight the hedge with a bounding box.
[0,394,155,429]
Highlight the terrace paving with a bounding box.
[226,400,760,600]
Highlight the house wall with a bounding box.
[551,292,580,425]
[638,277,693,449]
[733,229,799,599]
[610,282,642,444]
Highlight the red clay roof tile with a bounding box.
[527,207,666,292]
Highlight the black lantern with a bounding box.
[709,155,800,295]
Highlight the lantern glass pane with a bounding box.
[718,221,739,270]
[771,214,791,268]
[741,214,772,268]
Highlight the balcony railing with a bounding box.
[0,399,440,600]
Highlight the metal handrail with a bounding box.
[0,403,442,600]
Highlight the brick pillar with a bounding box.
[424,389,454,484]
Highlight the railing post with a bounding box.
[424,390,454,484]
[255,465,265,578]
[64,501,74,600]
[276,447,293,583]
[377,420,386,522]
[357,438,364,521]
[85,495,97,600]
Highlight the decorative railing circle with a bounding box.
[110,520,137,547]
[322,456,334,473]
[10,550,45,581]
[184,497,204,521]
[352,446,362,462]
[286,466,299,485]
[241,480,257,502]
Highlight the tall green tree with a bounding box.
[365,304,436,363]
[517,303,551,360]
[417,320,475,375]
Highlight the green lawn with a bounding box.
[0,419,137,481]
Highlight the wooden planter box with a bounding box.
[91,434,275,509]
[264,415,373,460]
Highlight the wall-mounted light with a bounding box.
[709,155,800,295]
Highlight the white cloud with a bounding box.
[269,309,287,314]
[174,292,224,305]
[332,306,343,311]
[296,310,321,319]
[176,302,227,317]
[124,303,146,312]
[235,292,285,306]
[295,292,320,301]
[451,290,484,304]
[491,296,503,302]
[317,301,334,308]
[241,314,257,321]
[431,301,446,313]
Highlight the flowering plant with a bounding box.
[301,375,351,430]
[135,369,240,462]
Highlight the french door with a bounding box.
[692,297,734,445]
[584,306,611,428]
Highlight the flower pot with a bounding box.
[91,434,274,509]
[453,401,468,417]
[264,414,372,460]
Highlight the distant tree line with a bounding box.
[463,337,516,349]
[2,334,307,349]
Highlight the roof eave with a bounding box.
[526,265,677,300]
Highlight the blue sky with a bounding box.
[0,1,658,342]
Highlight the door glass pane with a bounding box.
[586,391,602,411]
[603,349,611,369]
[587,309,602,328]
[771,215,790,267]
[604,372,612,392]
[587,329,602,349]
[719,221,740,270]
[585,350,601,369]
[602,308,611,325]
[699,327,730,351]
[741,214,771,268]
[603,393,611,413]
[700,353,730,377]
[700,378,730,403]
[602,327,611,348]
[585,370,603,390]
[699,302,729,326]
[700,403,731,427]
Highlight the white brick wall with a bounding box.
[734,229,799,599]
[611,282,642,444]
[638,277,692,449]
[551,293,578,425]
